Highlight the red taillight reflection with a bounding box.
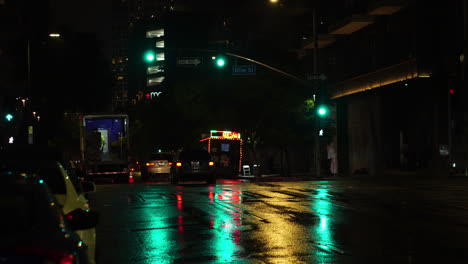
[146,162,155,166]
[129,176,134,184]
[59,254,75,264]
[176,162,182,167]
[14,247,75,264]
[209,161,215,166]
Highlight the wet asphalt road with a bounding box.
[92,178,468,264]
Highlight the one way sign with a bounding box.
[176,57,202,67]
[306,73,327,81]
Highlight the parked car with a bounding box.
[141,152,174,181]
[0,146,98,264]
[0,169,98,264]
[171,148,216,184]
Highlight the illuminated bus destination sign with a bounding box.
[210,130,241,140]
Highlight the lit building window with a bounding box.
[146,29,164,38]
[147,65,164,74]
[156,53,165,61]
[117,76,124,80]
[156,41,164,48]
[147,76,165,86]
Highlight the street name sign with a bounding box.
[232,65,256,75]
[306,73,327,80]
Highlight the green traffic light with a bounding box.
[216,58,225,67]
[5,113,13,122]
[213,56,226,68]
[144,50,156,63]
[317,105,329,117]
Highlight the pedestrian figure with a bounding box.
[326,141,338,176]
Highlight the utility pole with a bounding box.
[313,7,321,178]
[27,40,33,144]
[463,0,468,176]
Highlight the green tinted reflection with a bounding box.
[311,188,335,257]
[212,185,243,262]
[140,203,178,263]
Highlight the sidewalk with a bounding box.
[236,172,347,182]
[236,170,468,182]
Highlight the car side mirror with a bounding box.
[81,181,96,193]
[66,209,99,230]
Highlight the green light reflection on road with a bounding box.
[212,185,243,262]
[139,197,178,264]
[311,188,335,258]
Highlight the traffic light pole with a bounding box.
[313,8,321,178]
[27,40,33,144]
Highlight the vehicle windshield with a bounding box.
[179,150,211,161]
[150,153,173,161]
[0,162,66,194]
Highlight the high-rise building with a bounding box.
[111,0,174,111]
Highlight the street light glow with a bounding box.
[270,0,279,3]
[49,33,61,37]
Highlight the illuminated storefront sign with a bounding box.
[145,91,162,99]
[209,130,241,140]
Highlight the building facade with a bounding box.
[111,0,173,111]
[301,0,468,177]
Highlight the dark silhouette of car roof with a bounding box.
[179,149,211,161]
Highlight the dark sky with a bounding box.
[49,0,112,58]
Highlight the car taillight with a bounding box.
[14,247,75,264]
[209,161,215,166]
[168,162,173,166]
[176,162,182,167]
[146,162,155,166]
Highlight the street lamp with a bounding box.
[49,33,61,38]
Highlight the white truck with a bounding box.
[80,114,131,183]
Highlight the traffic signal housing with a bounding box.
[5,113,13,122]
[316,105,329,118]
[213,56,227,68]
[143,50,156,63]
